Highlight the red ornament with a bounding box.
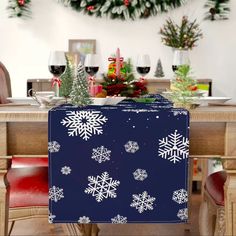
[87,5,95,11]
[18,0,25,6]
[123,0,130,7]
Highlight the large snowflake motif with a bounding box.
[78,216,91,223]
[91,146,111,163]
[48,141,60,153]
[130,191,156,214]
[133,169,148,181]
[172,189,188,204]
[177,208,188,220]
[48,212,56,224]
[49,186,64,202]
[61,110,108,141]
[124,141,139,153]
[111,214,128,224]
[84,172,120,202]
[158,130,189,164]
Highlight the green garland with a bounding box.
[7,0,31,18]
[66,0,188,20]
[204,0,230,20]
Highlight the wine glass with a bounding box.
[136,54,151,80]
[48,51,66,97]
[84,54,99,78]
[84,54,100,97]
[172,49,190,72]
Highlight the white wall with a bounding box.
[0,0,236,99]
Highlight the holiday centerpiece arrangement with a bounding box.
[101,48,148,97]
[159,16,203,71]
[159,16,203,50]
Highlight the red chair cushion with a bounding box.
[11,156,48,168]
[7,166,48,208]
[205,171,226,206]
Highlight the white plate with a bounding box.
[7,97,38,105]
[92,98,107,105]
[194,97,231,105]
[105,97,126,105]
[7,97,66,106]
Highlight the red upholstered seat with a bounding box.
[7,156,48,208]
[205,171,226,206]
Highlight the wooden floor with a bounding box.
[11,194,201,236]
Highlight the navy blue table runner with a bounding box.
[48,95,189,224]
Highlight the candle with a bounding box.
[116,48,121,78]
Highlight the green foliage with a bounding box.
[7,0,31,18]
[159,16,203,50]
[169,65,198,108]
[204,0,230,20]
[59,55,74,98]
[70,63,92,106]
[66,0,187,20]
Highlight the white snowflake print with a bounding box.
[85,172,120,202]
[48,212,56,224]
[124,141,139,153]
[78,216,91,224]
[158,130,189,164]
[48,141,60,153]
[111,214,128,224]
[172,189,188,204]
[177,208,188,220]
[130,191,156,214]
[91,146,111,163]
[49,186,64,202]
[61,110,108,141]
[133,169,148,181]
[172,110,188,116]
[61,166,72,175]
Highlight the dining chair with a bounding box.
[0,155,99,236]
[198,156,236,236]
[0,61,11,104]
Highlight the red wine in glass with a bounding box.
[136,67,151,77]
[49,65,66,77]
[136,55,151,81]
[172,65,179,72]
[85,67,99,77]
[48,51,66,97]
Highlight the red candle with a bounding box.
[116,48,121,78]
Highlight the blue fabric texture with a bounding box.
[48,95,190,224]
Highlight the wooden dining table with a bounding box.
[0,104,236,235]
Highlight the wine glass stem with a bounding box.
[55,83,59,97]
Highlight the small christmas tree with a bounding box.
[59,54,74,98]
[154,59,165,78]
[169,65,198,108]
[70,63,92,106]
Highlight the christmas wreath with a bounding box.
[66,0,187,20]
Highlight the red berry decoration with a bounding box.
[87,5,95,11]
[123,0,130,7]
[18,0,25,6]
